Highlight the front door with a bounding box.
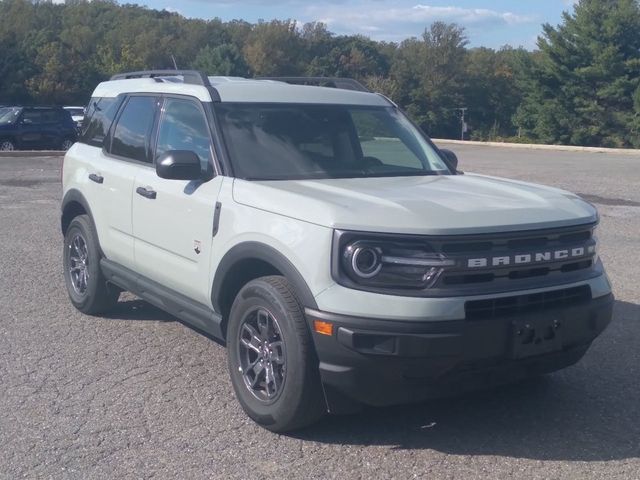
[132,96,223,306]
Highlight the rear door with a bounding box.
[78,95,158,269]
[132,95,223,306]
[40,109,62,148]
[16,109,45,148]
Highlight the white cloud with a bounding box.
[306,3,538,41]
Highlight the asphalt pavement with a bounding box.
[0,146,639,479]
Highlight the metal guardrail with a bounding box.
[433,139,640,155]
[0,151,64,157]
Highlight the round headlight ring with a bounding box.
[351,246,382,278]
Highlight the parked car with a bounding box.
[0,106,77,151]
[64,106,85,129]
[61,70,613,432]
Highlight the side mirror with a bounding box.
[440,148,458,171]
[156,150,202,180]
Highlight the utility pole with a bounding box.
[455,107,468,141]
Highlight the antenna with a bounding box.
[171,55,178,70]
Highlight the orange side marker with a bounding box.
[313,320,334,336]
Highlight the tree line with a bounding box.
[1,0,638,147]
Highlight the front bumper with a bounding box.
[306,289,614,412]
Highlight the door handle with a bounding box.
[136,186,157,199]
[88,173,104,184]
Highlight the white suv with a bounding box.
[61,71,613,432]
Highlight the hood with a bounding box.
[232,174,598,235]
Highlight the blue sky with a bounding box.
[137,0,578,49]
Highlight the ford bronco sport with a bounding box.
[61,71,613,432]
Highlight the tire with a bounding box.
[63,214,119,315]
[227,275,325,432]
[60,138,74,151]
[0,139,15,151]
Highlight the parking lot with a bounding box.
[1,145,639,479]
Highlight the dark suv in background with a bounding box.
[0,106,77,151]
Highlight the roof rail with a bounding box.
[257,77,370,93]
[110,70,212,88]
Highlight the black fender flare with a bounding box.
[61,189,93,230]
[60,189,104,255]
[211,241,318,313]
[0,135,18,146]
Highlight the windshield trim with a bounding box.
[212,102,455,181]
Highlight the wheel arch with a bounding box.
[211,242,318,327]
[60,190,105,256]
[0,135,17,147]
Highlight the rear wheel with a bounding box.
[227,276,325,432]
[0,139,15,151]
[63,215,119,314]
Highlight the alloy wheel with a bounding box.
[238,307,287,402]
[68,233,89,295]
[0,140,15,151]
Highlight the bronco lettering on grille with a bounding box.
[467,245,596,268]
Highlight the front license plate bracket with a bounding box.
[510,317,563,359]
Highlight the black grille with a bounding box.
[465,285,592,320]
[437,224,596,289]
[442,259,593,286]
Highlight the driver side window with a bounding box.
[156,98,213,170]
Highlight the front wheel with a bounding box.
[226,276,325,432]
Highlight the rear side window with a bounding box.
[21,110,45,124]
[110,96,157,162]
[41,109,61,123]
[81,97,120,147]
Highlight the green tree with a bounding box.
[515,0,640,147]
[192,44,249,76]
[391,22,468,138]
[243,20,303,75]
[462,47,524,140]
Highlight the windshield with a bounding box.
[215,104,452,180]
[0,107,21,125]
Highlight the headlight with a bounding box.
[336,235,454,290]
